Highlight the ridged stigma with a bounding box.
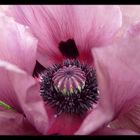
[52,65,86,95]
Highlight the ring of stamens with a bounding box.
[40,59,99,116]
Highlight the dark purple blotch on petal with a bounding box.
[32,61,46,77]
[59,39,79,59]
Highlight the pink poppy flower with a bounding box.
[1,5,139,135]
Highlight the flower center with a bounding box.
[40,59,99,115]
[52,65,86,95]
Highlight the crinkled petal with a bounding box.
[0,11,37,74]
[75,21,140,135]
[0,60,48,134]
[92,126,138,135]
[0,109,40,135]
[7,5,122,67]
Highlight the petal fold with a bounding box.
[92,21,140,121]
[0,60,48,134]
[0,11,37,74]
[75,107,113,135]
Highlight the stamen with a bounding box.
[40,59,99,115]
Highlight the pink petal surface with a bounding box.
[93,126,138,135]
[0,11,37,75]
[114,6,140,42]
[110,103,140,134]
[75,21,140,135]
[0,60,22,112]
[8,5,122,67]
[0,60,49,134]
[75,106,113,135]
[43,104,84,135]
[120,6,140,28]
[0,6,9,12]
[0,109,40,135]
